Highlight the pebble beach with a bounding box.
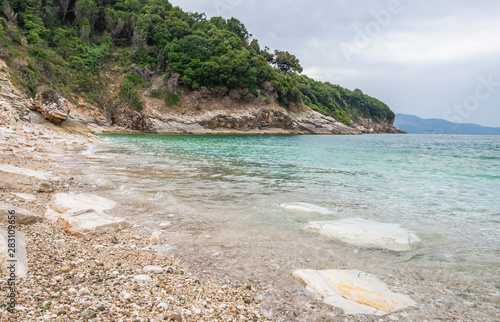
[0,100,267,321]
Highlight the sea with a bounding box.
[74,134,500,320]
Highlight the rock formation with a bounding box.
[32,87,69,124]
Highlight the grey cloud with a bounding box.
[170,0,500,126]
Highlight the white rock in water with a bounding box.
[0,228,28,278]
[293,269,416,315]
[305,218,420,251]
[133,274,152,282]
[280,202,334,216]
[143,265,164,274]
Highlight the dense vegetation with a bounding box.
[0,0,394,124]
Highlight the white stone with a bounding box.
[143,265,164,274]
[79,287,90,295]
[54,276,63,282]
[0,228,28,278]
[280,202,334,216]
[133,274,152,282]
[237,305,246,310]
[120,291,132,300]
[192,307,201,314]
[0,164,59,191]
[68,288,77,293]
[45,194,128,238]
[158,302,169,309]
[13,193,36,203]
[305,218,421,251]
[159,222,171,228]
[293,269,416,315]
[57,210,130,238]
[0,202,43,225]
[49,193,116,214]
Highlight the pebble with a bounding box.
[81,310,96,319]
[111,236,119,244]
[159,222,171,228]
[79,287,90,295]
[158,302,169,309]
[120,291,132,300]
[54,276,63,282]
[143,265,164,274]
[68,288,77,293]
[133,275,152,282]
[237,305,246,311]
[60,266,72,273]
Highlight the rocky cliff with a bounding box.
[0,59,401,135]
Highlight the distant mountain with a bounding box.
[394,114,500,134]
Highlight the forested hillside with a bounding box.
[0,0,395,125]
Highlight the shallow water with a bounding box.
[75,134,500,319]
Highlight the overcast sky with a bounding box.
[169,0,500,127]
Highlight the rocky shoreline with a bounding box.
[0,100,268,321]
[2,91,499,321]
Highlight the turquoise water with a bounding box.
[86,134,500,319]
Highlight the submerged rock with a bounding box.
[305,218,420,251]
[280,202,334,216]
[293,269,416,315]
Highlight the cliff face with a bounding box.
[0,58,401,135]
[351,117,405,134]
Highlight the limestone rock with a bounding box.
[0,164,59,192]
[57,209,130,238]
[49,193,116,215]
[0,201,43,225]
[0,228,28,278]
[293,269,416,315]
[0,78,30,122]
[305,218,420,251]
[13,193,36,203]
[34,87,69,124]
[47,193,129,238]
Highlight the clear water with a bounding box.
[81,134,500,319]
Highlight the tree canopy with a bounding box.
[0,0,395,123]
